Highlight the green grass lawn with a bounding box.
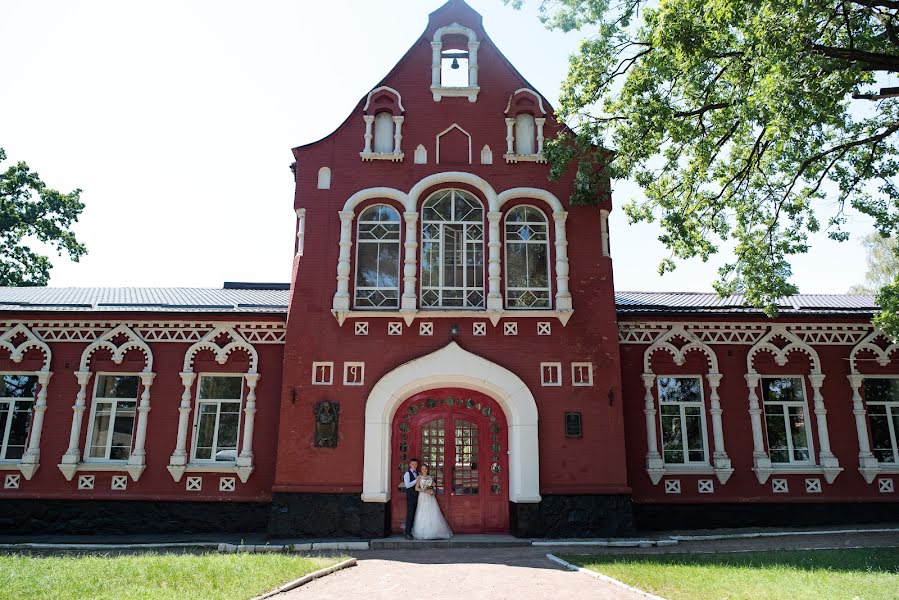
[0,551,348,600]
[562,547,899,600]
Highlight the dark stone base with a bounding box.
[635,502,899,532]
[268,492,389,538]
[511,494,635,538]
[0,499,269,535]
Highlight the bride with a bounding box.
[411,465,453,540]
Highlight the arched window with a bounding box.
[373,113,395,154]
[355,205,402,308]
[504,206,550,308]
[360,87,404,161]
[514,115,536,155]
[421,189,484,309]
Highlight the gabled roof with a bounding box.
[615,291,878,316]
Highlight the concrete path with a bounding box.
[285,547,643,600]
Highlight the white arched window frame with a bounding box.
[59,324,154,482]
[167,326,259,483]
[504,89,547,164]
[420,189,485,309]
[431,23,480,102]
[504,205,551,309]
[354,204,403,309]
[360,86,405,162]
[0,324,52,480]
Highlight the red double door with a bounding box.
[391,388,509,534]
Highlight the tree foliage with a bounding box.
[0,148,86,285]
[509,0,899,334]
[849,232,899,293]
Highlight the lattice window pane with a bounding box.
[421,418,446,494]
[453,419,479,495]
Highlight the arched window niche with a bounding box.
[504,205,551,309]
[431,24,480,102]
[504,89,547,163]
[361,86,405,162]
[354,204,402,309]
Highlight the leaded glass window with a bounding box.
[355,204,401,309]
[421,189,485,308]
[453,419,479,495]
[192,375,243,462]
[761,377,812,464]
[86,375,139,461]
[657,376,708,464]
[420,418,446,494]
[504,205,550,308]
[0,374,37,461]
[864,378,899,463]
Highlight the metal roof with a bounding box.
[615,291,878,315]
[0,286,290,314]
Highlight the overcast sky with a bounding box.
[0,0,874,292]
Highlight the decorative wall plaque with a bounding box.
[314,400,340,448]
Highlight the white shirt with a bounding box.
[403,469,418,489]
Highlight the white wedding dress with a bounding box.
[411,475,453,540]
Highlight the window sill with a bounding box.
[647,463,734,485]
[753,464,843,484]
[359,152,404,162]
[0,461,41,481]
[431,85,479,102]
[503,153,547,164]
[167,462,254,483]
[58,461,146,482]
[333,308,573,326]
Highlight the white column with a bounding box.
[295,208,306,258]
[849,373,880,483]
[333,210,354,312]
[467,41,480,88]
[535,117,546,154]
[505,118,515,155]
[600,209,610,257]
[237,373,259,478]
[642,374,665,483]
[392,116,404,154]
[362,115,374,153]
[61,370,92,466]
[19,371,52,479]
[706,373,733,482]
[746,373,772,482]
[808,373,841,482]
[401,211,418,312]
[552,211,572,311]
[487,211,503,311]
[128,372,155,475]
[168,371,196,480]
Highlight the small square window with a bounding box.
[312,362,334,386]
[698,479,714,494]
[354,322,369,336]
[473,322,487,336]
[504,322,518,336]
[805,478,822,493]
[4,474,20,489]
[344,362,365,386]
[111,475,128,491]
[186,476,202,491]
[772,478,789,493]
[419,322,434,336]
[537,322,551,336]
[565,412,582,438]
[541,363,562,387]
[220,477,236,492]
[664,479,681,494]
[388,322,403,336]
[879,478,895,493]
[572,363,594,386]
[78,475,95,490]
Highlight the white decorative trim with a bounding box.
[312,362,334,386]
[186,476,202,491]
[414,145,427,164]
[295,208,307,258]
[644,325,719,373]
[537,322,551,336]
[111,475,128,490]
[419,322,433,336]
[77,475,95,490]
[504,322,518,336]
[182,325,258,374]
[619,322,871,345]
[343,362,365,386]
[473,322,487,336]
[805,478,822,493]
[435,123,472,165]
[664,479,681,494]
[698,479,714,493]
[540,362,562,387]
[504,88,547,115]
[316,167,331,190]
[4,473,20,489]
[600,209,610,257]
[363,85,405,113]
[571,363,593,387]
[361,342,541,504]
[503,153,547,164]
[480,145,493,165]
[387,322,403,336]
[359,152,404,162]
[333,309,573,327]
[430,24,480,102]
[772,478,789,493]
[879,478,895,493]
[0,323,52,371]
[355,322,369,336]
[219,476,236,492]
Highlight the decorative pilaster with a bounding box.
[125,372,155,480]
[552,211,572,311]
[467,41,480,89]
[505,118,515,155]
[706,373,733,483]
[849,373,880,483]
[19,371,52,480]
[642,373,665,484]
[401,211,419,316]
[431,42,442,89]
[295,208,306,258]
[746,373,772,483]
[392,116,404,154]
[809,373,842,482]
[487,211,503,312]
[333,210,354,312]
[599,209,610,257]
[535,117,546,154]
[59,370,92,480]
[167,371,196,482]
[362,115,374,153]
[236,373,259,483]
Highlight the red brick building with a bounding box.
[0,0,896,537]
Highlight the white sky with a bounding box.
[0,0,874,292]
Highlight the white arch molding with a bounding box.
[431,23,480,101]
[361,342,540,504]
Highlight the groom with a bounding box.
[402,458,419,539]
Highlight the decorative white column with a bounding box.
[124,372,154,481]
[19,371,52,479]
[642,373,665,484]
[746,373,772,483]
[167,371,196,482]
[809,373,842,482]
[362,115,374,153]
[535,117,546,154]
[467,41,480,91]
[236,373,259,483]
[401,211,419,315]
[431,42,442,89]
[600,209,610,257]
[848,373,880,483]
[486,211,503,312]
[552,211,572,311]
[505,118,515,155]
[392,116,404,154]
[333,210,354,312]
[706,373,733,483]
[59,370,92,480]
[295,208,306,258]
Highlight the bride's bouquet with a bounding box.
[419,477,433,491]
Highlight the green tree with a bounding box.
[509,0,899,335]
[0,148,86,285]
[849,233,899,293]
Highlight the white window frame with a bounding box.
[343,362,365,386]
[0,372,38,463]
[760,375,816,466]
[862,375,899,464]
[572,363,594,387]
[354,204,402,310]
[657,375,710,466]
[504,205,552,310]
[312,362,334,386]
[190,373,245,465]
[420,189,486,310]
[540,362,562,387]
[83,372,140,463]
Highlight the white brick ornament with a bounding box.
[504,322,518,336]
[186,476,202,491]
[78,475,95,490]
[537,322,551,336]
[419,322,434,336]
[4,474,20,489]
[354,322,369,336]
[111,475,128,491]
[805,478,822,493]
[540,362,562,387]
[572,363,594,386]
[473,322,487,336]
[312,362,334,385]
[664,479,681,494]
[772,478,788,493]
[879,478,895,493]
[388,322,403,336]
[698,479,714,493]
[344,362,365,386]
[220,477,236,492]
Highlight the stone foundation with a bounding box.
[268,492,389,538]
[511,494,635,538]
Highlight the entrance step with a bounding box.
[371,534,529,549]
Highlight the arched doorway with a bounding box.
[390,388,509,533]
